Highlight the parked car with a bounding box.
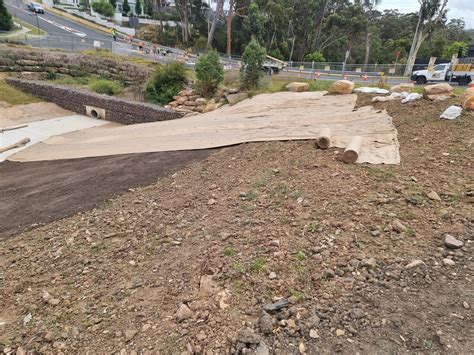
[27,2,45,14]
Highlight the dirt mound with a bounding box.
[1,96,473,354]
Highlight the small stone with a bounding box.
[44,331,54,341]
[324,268,335,279]
[269,272,277,280]
[444,234,463,249]
[176,304,193,322]
[48,298,60,306]
[22,313,32,326]
[42,292,51,302]
[405,260,425,269]
[125,329,137,342]
[15,347,26,355]
[349,308,365,319]
[207,198,216,205]
[142,324,151,332]
[196,330,207,341]
[52,341,66,350]
[255,341,270,355]
[370,230,381,237]
[442,258,455,266]
[392,219,407,233]
[427,190,441,201]
[336,329,345,337]
[286,319,296,329]
[463,301,470,309]
[309,329,319,339]
[361,258,377,269]
[236,327,260,344]
[259,312,273,335]
[299,341,306,354]
[269,239,281,247]
[262,299,288,312]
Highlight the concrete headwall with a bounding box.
[0,46,153,84]
[6,78,183,125]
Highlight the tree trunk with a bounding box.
[207,0,223,49]
[314,0,328,51]
[364,32,372,68]
[226,0,234,56]
[405,30,427,76]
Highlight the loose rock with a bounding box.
[236,327,260,344]
[405,260,425,269]
[444,234,463,249]
[176,304,193,322]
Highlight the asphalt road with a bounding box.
[5,0,114,50]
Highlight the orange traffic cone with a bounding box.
[317,71,321,78]
[363,74,368,81]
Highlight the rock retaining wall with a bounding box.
[6,78,183,125]
[0,46,152,84]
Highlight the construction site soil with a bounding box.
[1,94,473,354]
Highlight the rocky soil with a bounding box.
[1,94,473,354]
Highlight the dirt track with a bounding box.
[0,150,213,238]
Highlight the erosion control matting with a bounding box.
[10,92,401,164]
[0,150,213,238]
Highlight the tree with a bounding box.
[92,0,115,17]
[122,0,130,15]
[0,0,13,31]
[242,3,265,46]
[195,50,224,96]
[145,62,186,105]
[207,0,224,49]
[176,0,191,44]
[356,0,382,66]
[109,0,116,10]
[305,51,326,62]
[135,0,142,15]
[404,0,448,76]
[240,37,266,89]
[144,0,153,17]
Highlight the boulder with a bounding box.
[423,83,454,100]
[328,80,355,94]
[286,82,310,92]
[462,87,474,99]
[463,93,474,110]
[195,98,207,106]
[226,92,248,105]
[390,83,414,93]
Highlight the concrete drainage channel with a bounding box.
[6,78,183,125]
[0,115,108,162]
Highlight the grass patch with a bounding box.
[0,77,39,105]
[366,166,396,182]
[250,258,266,273]
[81,49,155,67]
[89,79,123,95]
[307,222,320,233]
[223,246,236,257]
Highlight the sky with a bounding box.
[380,0,474,29]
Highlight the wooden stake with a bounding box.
[316,127,331,149]
[342,136,363,163]
[0,124,28,133]
[0,138,31,154]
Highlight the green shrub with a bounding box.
[0,0,13,31]
[92,0,115,17]
[305,51,326,62]
[145,61,186,105]
[89,79,123,95]
[195,50,224,96]
[240,37,266,90]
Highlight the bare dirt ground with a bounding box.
[1,95,473,354]
[0,150,213,238]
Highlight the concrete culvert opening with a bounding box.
[90,110,99,119]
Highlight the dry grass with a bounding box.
[0,75,39,105]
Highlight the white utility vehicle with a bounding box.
[411,58,473,86]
